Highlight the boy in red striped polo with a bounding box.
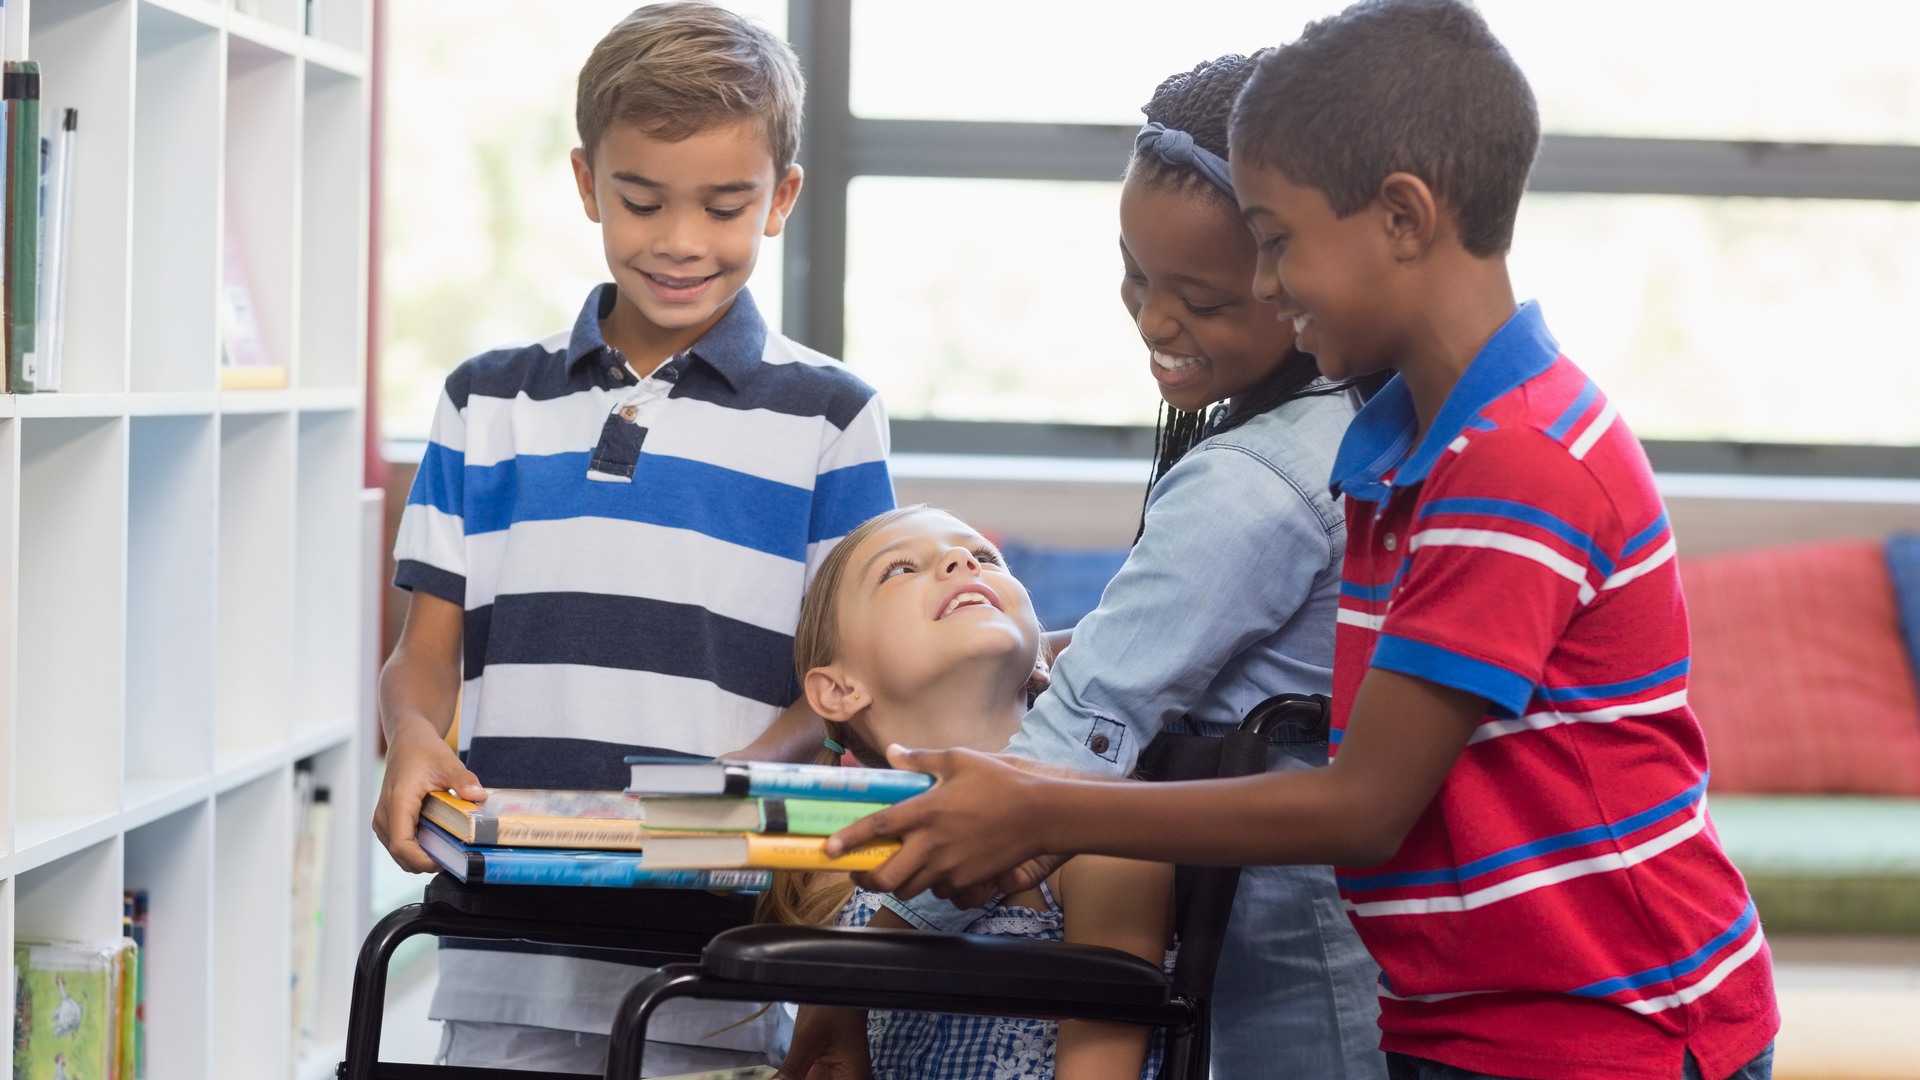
[829,2,1779,1077]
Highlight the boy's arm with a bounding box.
[722,698,829,763]
[1054,856,1174,1080]
[835,669,1483,899]
[372,589,484,873]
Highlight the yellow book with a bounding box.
[420,788,648,850]
[639,832,900,871]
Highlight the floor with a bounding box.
[375,935,1920,1077]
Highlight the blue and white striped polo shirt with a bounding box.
[395,285,895,791]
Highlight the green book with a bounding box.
[4,61,39,395]
[643,795,890,836]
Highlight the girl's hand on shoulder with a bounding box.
[831,745,1074,901]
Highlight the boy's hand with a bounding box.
[773,1005,872,1080]
[831,745,1067,901]
[372,716,486,873]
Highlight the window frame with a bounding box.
[779,1,1920,474]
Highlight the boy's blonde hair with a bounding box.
[575,2,805,170]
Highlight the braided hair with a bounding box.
[1128,55,1389,532]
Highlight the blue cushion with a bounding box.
[997,541,1130,632]
[1885,533,1920,683]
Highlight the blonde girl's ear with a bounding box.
[804,665,867,723]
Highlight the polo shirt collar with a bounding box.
[1330,300,1559,503]
[564,283,768,391]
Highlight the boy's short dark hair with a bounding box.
[576,2,805,171]
[1231,0,1539,256]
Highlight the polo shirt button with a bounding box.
[620,405,639,422]
[1089,734,1111,755]
[1384,532,1397,552]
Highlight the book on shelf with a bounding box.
[4,60,39,395]
[124,890,149,1080]
[289,767,331,1058]
[217,205,285,389]
[624,756,934,804]
[420,787,649,850]
[33,106,75,392]
[639,831,901,872]
[417,820,772,890]
[11,936,138,1080]
[642,795,890,837]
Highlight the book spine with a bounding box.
[747,766,932,804]
[475,853,768,890]
[744,834,901,871]
[491,818,647,850]
[766,799,890,836]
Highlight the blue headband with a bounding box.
[1135,122,1235,197]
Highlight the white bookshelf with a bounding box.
[2,0,373,1076]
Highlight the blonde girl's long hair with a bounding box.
[757,506,936,927]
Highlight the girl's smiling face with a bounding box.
[1118,173,1302,413]
[815,509,1040,749]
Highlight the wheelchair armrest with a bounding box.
[699,924,1171,1007]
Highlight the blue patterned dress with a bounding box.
[838,886,1165,1079]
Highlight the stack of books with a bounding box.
[620,756,932,872]
[415,759,929,889]
[417,787,768,891]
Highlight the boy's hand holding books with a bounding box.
[373,716,487,873]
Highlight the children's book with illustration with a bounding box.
[11,937,137,1080]
[638,831,902,872]
[641,795,889,836]
[421,787,649,849]
[624,756,933,804]
[417,820,771,890]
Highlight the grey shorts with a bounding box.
[437,1019,769,1076]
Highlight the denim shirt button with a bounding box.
[1089,734,1111,755]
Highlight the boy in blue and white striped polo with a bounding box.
[371,4,894,1073]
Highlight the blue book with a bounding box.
[416,820,771,891]
[624,755,933,804]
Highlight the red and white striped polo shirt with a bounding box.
[1328,302,1778,1079]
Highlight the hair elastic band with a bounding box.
[1135,122,1236,197]
[823,736,846,756]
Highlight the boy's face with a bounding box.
[570,118,802,343]
[1231,159,1400,382]
[1117,173,1301,413]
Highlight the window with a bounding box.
[379,0,785,440]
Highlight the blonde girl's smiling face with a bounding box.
[827,509,1041,723]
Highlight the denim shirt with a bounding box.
[885,387,1357,931]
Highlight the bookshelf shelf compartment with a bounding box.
[31,0,138,394]
[128,415,218,787]
[125,802,214,1080]
[216,410,295,753]
[17,417,126,825]
[213,772,292,1079]
[132,3,222,392]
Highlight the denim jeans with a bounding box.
[1384,1042,1774,1080]
[1208,741,1388,1080]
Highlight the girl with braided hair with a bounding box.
[1039,51,1391,1080]
[780,56,1387,1080]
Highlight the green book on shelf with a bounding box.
[3,60,39,395]
[11,938,129,1080]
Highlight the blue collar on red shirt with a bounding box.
[563,283,768,391]
[1329,301,1560,504]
